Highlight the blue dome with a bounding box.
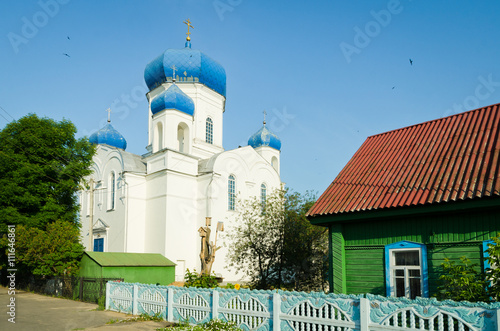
[89,123,127,150]
[144,44,226,97]
[248,125,281,151]
[151,84,195,116]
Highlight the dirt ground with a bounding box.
[0,286,174,331]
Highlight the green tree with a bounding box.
[12,220,85,276]
[0,114,95,231]
[436,256,489,302]
[485,234,500,300]
[226,189,328,291]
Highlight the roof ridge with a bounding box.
[367,103,500,139]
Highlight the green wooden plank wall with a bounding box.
[343,244,484,296]
[345,247,385,295]
[343,208,498,246]
[330,224,346,294]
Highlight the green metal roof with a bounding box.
[85,252,175,267]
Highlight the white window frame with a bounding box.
[228,175,236,211]
[385,241,429,298]
[206,117,213,144]
[108,172,115,211]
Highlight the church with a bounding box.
[79,22,283,282]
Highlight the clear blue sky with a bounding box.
[1,1,500,195]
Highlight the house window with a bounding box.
[385,241,429,299]
[108,172,115,210]
[94,238,104,252]
[206,117,213,144]
[228,175,236,211]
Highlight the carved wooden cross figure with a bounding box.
[183,19,194,41]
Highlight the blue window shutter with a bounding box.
[483,240,495,270]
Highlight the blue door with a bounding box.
[94,238,104,252]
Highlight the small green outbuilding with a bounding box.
[80,252,176,285]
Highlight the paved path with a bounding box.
[0,286,174,331]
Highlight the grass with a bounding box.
[156,319,242,330]
[105,312,164,325]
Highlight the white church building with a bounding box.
[79,32,283,282]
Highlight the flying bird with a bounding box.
[63,53,70,57]
[409,58,413,65]
[392,86,395,89]
[67,36,70,40]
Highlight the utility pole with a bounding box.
[89,178,94,251]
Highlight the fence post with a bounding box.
[213,289,219,320]
[496,307,500,331]
[359,297,370,331]
[133,284,138,315]
[167,287,174,322]
[79,278,83,301]
[273,291,281,331]
[105,282,110,310]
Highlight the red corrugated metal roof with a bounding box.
[307,103,500,217]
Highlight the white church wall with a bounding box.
[253,146,281,176]
[144,171,167,254]
[123,173,147,253]
[147,150,198,175]
[199,147,282,283]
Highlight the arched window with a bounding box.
[206,117,213,144]
[177,123,189,153]
[271,156,279,173]
[228,175,236,211]
[261,183,267,205]
[154,122,163,152]
[108,172,115,210]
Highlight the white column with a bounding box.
[212,289,219,320]
[167,288,174,322]
[105,282,110,310]
[360,297,370,331]
[273,292,280,331]
[133,284,138,315]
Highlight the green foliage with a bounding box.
[158,319,242,330]
[226,189,328,291]
[485,234,500,300]
[0,114,95,232]
[1,220,85,276]
[97,295,106,311]
[184,269,219,288]
[436,256,489,302]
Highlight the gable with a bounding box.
[308,103,500,217]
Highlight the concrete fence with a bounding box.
[106,281,500,330]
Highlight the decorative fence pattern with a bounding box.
[106,282,500,331]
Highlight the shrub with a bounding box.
[183,269,219,289]
[436,256,489,302]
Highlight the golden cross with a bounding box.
[171,65,177,78]
[263,110,267,125]
[183,19,194,41]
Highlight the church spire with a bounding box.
[183,19,194,48]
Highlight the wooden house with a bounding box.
[307,103,500,298]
